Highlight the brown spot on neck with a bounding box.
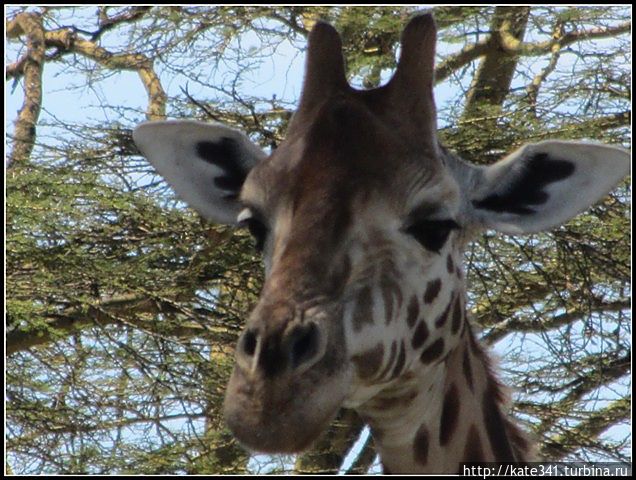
[462,346,475,393]
[439,383,460,446]
[446,254,455,274]
[434,297,454,328]
[423,278,442,304]
[413,424,430,466]
[420,337,445,364]
[406,295,419,328]
[463,424,485,464]
[450,294,464,335]
[411,320,430,350]
[482,381,516,462]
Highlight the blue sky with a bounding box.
[6,11,470,140]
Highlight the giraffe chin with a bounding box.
[223,363,350,454]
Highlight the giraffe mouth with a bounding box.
[223,353,351,454]
[224,403,338,454]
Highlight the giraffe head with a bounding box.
[133,14,629,455]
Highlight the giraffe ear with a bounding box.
[133,120,266,224]
[466,140,630,234]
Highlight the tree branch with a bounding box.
[6,18,167,120]
[540,397,630,460]
[525,20,564,118]
[482,299,630,344]
[435,39,490,84]
[520,21,631,57]
[516,352,631,439]
[7,12,45,167]
[6,294,235,355]
[462,6,531,121]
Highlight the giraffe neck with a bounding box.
[357,324,533,474]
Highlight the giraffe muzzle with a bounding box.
[223,301,350,453]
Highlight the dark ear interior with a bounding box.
[472,153,575,215]
[133,120,266,225]
[196,138,249,200]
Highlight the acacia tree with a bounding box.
[6,6,631,474]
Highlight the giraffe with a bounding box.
[133,14,630,474]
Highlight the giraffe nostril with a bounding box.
[240,329,258,358]
[289,323,321,370]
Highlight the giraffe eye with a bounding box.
[405,219,459,253]
[238,209,268,252]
